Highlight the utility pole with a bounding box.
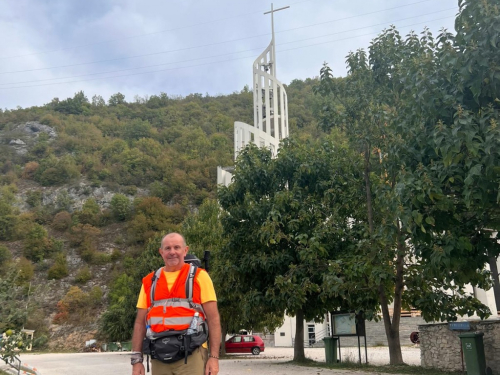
[264,3,289,76]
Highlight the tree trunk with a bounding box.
[386,322,403,365]
[293,309,305,361]
[489,256,500,312]
[364,143,405,365]
[378,285,404,365]
[220,321,228,355]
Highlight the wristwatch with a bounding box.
[131,352,144,365]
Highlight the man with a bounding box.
[131,232,221,375]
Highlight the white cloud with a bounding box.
[0,0,457,109]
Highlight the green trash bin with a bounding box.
[458,332,487,375]
[323,337,338,364]
[107,342,119,352]
[101,343,108,352]
[121,341,132,351]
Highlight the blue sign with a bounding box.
[448,322,470,331]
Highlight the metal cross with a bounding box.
[264,3,289,76]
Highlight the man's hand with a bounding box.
[132,363,145,375]
[205,357,219,375]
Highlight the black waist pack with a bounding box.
[143,327,208,364]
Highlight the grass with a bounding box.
[290,359,462,375]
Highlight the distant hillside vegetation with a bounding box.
[0,78,328,350]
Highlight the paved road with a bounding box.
[14,346,421,375]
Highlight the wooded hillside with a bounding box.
[0,78,325,350]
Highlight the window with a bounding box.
[280,332,285,337]
[243,336,255,342]
[232,337,242,343]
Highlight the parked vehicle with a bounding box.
[224,335,265,355]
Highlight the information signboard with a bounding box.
[333,313,357,336]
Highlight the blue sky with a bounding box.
[0,0,458,109]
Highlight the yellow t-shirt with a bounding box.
[136,267,217,309]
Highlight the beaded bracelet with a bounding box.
[208,354,219,359]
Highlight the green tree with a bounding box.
[108,92,126,106]
[77,198,101,226]
[0,245,11,268]
[47,253,69,280]
[91,95,106,107]
[51,91,90,115]
[0,186,18,240]
[0,270,29,332]
[182,199,282,354]
[110,194,131,221]
[218,138,371,361]
[314,0,500,364]
[23,224,59,262]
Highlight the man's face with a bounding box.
[159,234,188,271]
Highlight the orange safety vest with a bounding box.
[143,263,206,335]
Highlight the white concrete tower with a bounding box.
[218,3,289,187]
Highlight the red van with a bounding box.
[224,335,265,355]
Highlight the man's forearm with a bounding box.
[132,309,147,352]
[206,309,221,356]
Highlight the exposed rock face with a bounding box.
[4,121,57,155]
[15,121,58,139]
[15,179,145,213]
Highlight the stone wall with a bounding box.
[419,320,500,375]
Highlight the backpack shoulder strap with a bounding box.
[185,264,198,301]
[149,267,164,303]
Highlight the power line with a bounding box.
[0,7,456,77]
[0,0,317,61]
[0,15,455,91]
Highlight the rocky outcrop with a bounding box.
[4,121,57,155]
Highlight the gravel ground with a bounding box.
[8,346,422,375]
[260,346,422,365]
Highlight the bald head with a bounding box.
[161,233,186,248]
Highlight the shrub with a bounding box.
[0,171,18,185]
[53,285,102,324]
[52,211,72,231]
[122,185,137,196]
[90,252,111,265]
[98,209,113,226]
[23,224,58,262]
[76,198,101,226]
[22,161,39,180]
[52,301,69,324]
[13,212,35,240]
[0,189,18,241]
[70,224,100,247]
[35,155,80,186]
[62,286,87,311]
[88,286,103,306]
[47,253,69,280]
[127,198,184,244]
[16,257,34,284]
[0,245,11,267]
[110,194,131,221]
[110,248,121,261]
[26,190,43,207]
[55,190,74,212]
[75,266,92,284]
